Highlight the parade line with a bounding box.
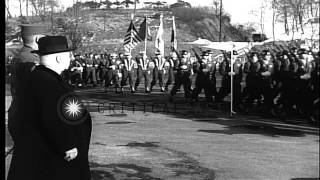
[80,101,219,114]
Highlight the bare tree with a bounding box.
[19,0,23,17]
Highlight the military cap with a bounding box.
[201,51,209,56]
[181,50,188,55]
[298,48,307,55]
[31,36,75,55]
[139,51,146,54]
[250,51,259,56]
[21,24,50,37]
[282,50,289,56]
[124,52,132,56]
[110,53,117,57]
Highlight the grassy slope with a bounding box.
[5,8,251,57]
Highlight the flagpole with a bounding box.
[230,45,234,117]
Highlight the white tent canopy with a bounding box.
[187,38,212,45]
[203,41,260,51]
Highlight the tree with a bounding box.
[273,0,319,36]
[19,0,23,17]
[121,0,134,8]
[213,0,220,15]
[170,0,191,9]
[113,1,122,9]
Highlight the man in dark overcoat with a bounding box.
[7,36,92,180]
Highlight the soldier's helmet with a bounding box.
[170,51,178,58]
[110,53,117,58]
[297,48,307,55]
[181,50,188,56]
[206,50,213,54]
[155,50,161,56]
[201,51,209,57]
[124,52,132,58]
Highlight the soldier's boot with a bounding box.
[164,85,169,91]
[145,87,151,93]
[168,94,174,102]
[160,86,165,92]
[131,87,135,93]
[119,87,124,94]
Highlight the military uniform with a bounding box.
[164,54,180,91]
[69,56,84,87]
[105,54,121,92]
[135,53,153,92]
[170,51,193,99]
[295,51,314,117]
[93,54,101,84]
[120,54,136,93]
[98,55,109,87]
[257,57,275,110]
[242,53,261,108]
[150,53,167,92]
[84,55,97,87]
[216,53,243,108]
[191,51,213,102]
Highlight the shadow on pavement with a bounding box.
[90,162,163,180]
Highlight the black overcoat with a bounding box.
[8,65,92,180]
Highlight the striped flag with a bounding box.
[124,20,142,52]
[171,16,177,51]
[155,14,164,56]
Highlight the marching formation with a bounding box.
[63,46,319,123]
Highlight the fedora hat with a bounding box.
[32,36,75,55]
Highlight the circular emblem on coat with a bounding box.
[57,92,89,125]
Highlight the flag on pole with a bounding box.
[124,20,142,53]
[171,16,177,51]
[138,17,152,41]
[155,14,164,56]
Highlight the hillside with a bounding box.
[6,8,254,57]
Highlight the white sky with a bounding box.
[7,0,284,38]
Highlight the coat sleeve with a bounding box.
[31,71,78,155]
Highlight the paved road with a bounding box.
[5,85,319,180]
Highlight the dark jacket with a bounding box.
[7,65,92,180]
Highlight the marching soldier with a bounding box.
[93,54,101,84]
[164,51,180,91]
[215,51,243,111]
[99,54,109,89]
[242,51,260,109]
[105,53,121,93]
[84,53,97,87]
[257,50,276,115]
[8,24,50,151]
[169,50,193,101]
[150,50,167,92]
[135,51,153,93]
[69,54,84,87]
[191,49,213,102]
[120,53,136,93]
[207,50,218,99]
[295,49,314,119]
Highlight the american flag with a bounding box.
[124,20,142,53]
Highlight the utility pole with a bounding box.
[219,0,222,42]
